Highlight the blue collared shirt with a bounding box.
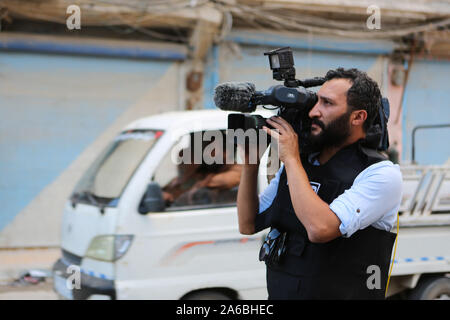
[258,154,402,237]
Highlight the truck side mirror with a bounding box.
[138,182,165,214]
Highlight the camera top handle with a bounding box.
[264,46,325,88]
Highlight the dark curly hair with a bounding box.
[324,68,381,132]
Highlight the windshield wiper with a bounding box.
[71,191,113,214]
[71,191,99,207]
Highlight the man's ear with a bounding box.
[351,110,367,127]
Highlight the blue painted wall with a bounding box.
[402,59,450,165]
[0,52,172,231]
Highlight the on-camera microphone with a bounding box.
[213,82,257,113]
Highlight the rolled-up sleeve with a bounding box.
[329,161,403,238]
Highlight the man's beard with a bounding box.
[307,110,352,152]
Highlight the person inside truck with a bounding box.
[162,135,242,207]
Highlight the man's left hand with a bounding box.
[264,116,301,164]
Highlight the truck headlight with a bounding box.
[85,235,134,262]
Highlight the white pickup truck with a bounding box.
[52,110,450,300]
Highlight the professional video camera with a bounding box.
[214,47,322,140]
[213,46,390,151]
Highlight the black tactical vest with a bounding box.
[255,140,397,300]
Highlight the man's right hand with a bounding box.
[162,191,174,203]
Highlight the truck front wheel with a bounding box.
[409,276,450,300]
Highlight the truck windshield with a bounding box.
[71,129,163,208]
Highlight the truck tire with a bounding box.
[184,290,232,300]
[409,276,450,300]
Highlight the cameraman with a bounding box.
[236,68,402,300]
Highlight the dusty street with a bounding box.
[0,280,58,300]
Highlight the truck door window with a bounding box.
[152,130,242,210]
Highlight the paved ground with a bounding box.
[0,281,58,300]
[0,247,60,281]
[0,247,60,300]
